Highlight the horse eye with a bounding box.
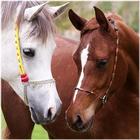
[23,48,35,57]
[96,59,108,68]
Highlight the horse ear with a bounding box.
[94,6,109,31]
[24,2,48,21]
[47,2,70,19]
[68,9,87,31]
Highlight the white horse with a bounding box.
[1,1,69,124]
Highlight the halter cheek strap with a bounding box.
[99,19,119,104]
[15,22,29,105]
[15,23,29,83]
[75,19,119,105]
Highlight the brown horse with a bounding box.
[66,7,139,138]
[2,7,139,139]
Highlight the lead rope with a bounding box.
[15,23,29,83]
[100,23,119,104]
[15,22,29,105]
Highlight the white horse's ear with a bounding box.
[24,2,48,21]
[47,2,70,19]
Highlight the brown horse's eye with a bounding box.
[23,48,35,57]
[96,59,108,68]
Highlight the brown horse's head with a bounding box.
[66,7,128,132]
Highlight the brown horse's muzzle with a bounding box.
[65,100,95,132]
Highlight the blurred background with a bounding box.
[49,1,139,41]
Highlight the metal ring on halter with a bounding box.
[100,95,108,104]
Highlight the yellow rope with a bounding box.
[15,23,26,75]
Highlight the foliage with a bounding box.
[49,1,139,40]
[32,125,48,139]
[97,1,139,31]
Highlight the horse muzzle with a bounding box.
[65,110,93,132]
[30,105,62,124]
[23,79,62,124]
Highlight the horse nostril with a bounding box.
[47,108,52,120]
[30,107,39,124]
[73,115,84,129]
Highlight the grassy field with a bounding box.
[1,111,49,139]
[32,125,48,139]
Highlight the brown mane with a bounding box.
[1,1,55,42]
[81,13,123,35]
[79,12,138,67]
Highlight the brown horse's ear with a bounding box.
[68,9,87,31]
[94,6,109,31]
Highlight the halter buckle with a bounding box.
[100,95,108,104]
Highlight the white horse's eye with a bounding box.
[23,48,35,57]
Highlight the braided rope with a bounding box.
[100,30,119,104]
[75,87,95,95]
[15,23,29,83]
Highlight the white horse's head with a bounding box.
[1,1,69,124]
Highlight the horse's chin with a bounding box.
[77,118,93,133]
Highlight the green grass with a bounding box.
[32,125,49,139]
[1,111,49,139]
[1,111,6,133]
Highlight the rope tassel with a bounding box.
[21,74,29,83]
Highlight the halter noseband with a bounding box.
[75,87,96,95]
[15,21,55,105]
[75,19,119,105]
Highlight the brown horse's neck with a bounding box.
[118,21,139,94]
[125,55,138,95]
[118,21,139,67]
